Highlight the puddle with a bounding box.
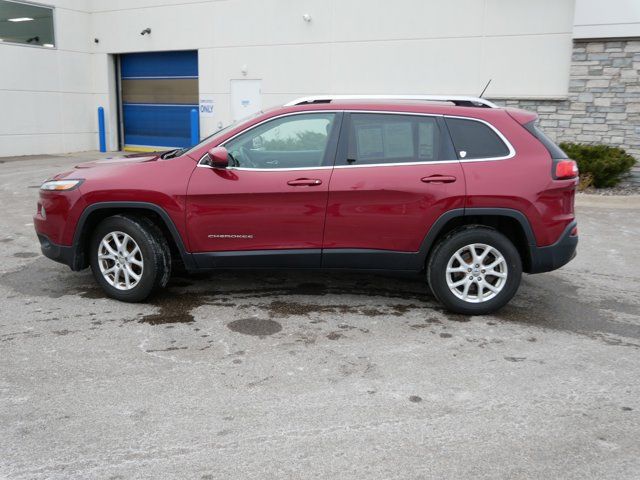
[227,318,282,336]
[78,288,105,299]
[264,299,430,318]
[139,293,210,325]
[146,346,188,353]
[2,260,639,348]
[0,257,95,298]
[13,252,39,258]
[497,275,640,344]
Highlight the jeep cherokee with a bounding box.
[34,95,578,315]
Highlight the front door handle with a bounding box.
[421,175,457,184]
[287,178,323,186]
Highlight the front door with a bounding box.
[186,112,341,268]
[322,112,465,268]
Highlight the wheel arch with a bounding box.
[420,208,536,273]
[70,202,194,271]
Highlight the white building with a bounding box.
[0,0,638,157]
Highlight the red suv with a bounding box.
[34,95,578,315]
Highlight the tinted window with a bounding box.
[0,0,55,48]
[523,121,567,159]
[346,114,440,165]
[445,117,510,159]
[225,113,335,169]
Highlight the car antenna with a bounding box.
[479,79,492,98]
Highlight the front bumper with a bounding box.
[37,234,79,270]
[528,221,578,273]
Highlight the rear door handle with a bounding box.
[421,175,457,184]
[287,178,323,186]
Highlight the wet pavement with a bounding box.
[1,152,639,479]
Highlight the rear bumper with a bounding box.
[528,221,578,273]
[37,234,80,270]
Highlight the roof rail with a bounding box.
[284,94,499,108]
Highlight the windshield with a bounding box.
[184,111,264,156]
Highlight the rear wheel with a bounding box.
[89,215,171,302]
[427,227,522,315]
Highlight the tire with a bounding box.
[89,215,171,302]
[427,226,522,315]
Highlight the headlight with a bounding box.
[40,179,83,191]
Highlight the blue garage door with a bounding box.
[120,50,198,151]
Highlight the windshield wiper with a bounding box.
[161,148,187,159]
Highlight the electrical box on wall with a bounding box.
[230,79,262,122]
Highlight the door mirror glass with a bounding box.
[207,146,229,168]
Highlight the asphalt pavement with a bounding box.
[1,152,639,479]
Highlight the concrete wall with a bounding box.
[496,0,640,159]
[1,0,576,156]
[497,39,640,159]
[574,0,640,39]
[0,1,97,156]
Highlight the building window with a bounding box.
[0,0,55,48]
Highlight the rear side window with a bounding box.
[346,114,440,165]
[445,117,510,160]
[523,121,567,159]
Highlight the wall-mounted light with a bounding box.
[302,13,312,23]
[140,28,151,36]
[241,64,248,76]
[8,17,33,22]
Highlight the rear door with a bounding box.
[322,112,465,268]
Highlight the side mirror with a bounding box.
[206,146,229,168]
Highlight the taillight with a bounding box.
[555,160,578,180]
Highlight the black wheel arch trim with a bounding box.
[52,203,570,274]
[71,201,195,271]
[418,207,576,274]
[418,207,536,258]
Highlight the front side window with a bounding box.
[346,114,440,165]
[445,117,510,160]
[0,0,55,48]
[225,113,336,169]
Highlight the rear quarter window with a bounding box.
[445,117,510,160]
[523,121,568,159]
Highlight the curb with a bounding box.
[576,193,640,209]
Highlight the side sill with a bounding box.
[193,249,322,269]
[321,249,423,270]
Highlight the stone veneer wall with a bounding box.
[492,39,640,159]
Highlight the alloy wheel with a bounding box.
[97,231,144,290]
[445,243,508,303]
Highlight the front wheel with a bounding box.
[427,227,522,315]
[89,215,171,302]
